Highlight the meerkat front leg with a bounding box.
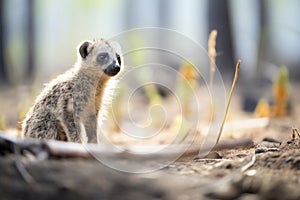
[57,95,97,143]
[72,84,98,143]
[80,114,98,143]
[56,96,82,143]
[73,107,98,143]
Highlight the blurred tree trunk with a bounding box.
[25,0,35,80]
[255,0,266,81]
[208,0,234,77]
[0,0,8,84]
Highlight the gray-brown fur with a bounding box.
[22,39,122,143]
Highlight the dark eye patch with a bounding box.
[116,54,121,65]
[97,52,109,64]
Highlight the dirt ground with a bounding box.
[0,132,299,200]
[0,84,300,200]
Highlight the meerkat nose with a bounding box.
[104,60,120,76]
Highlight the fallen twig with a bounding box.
[14,144,35,184]
[241,153,256,172]
[0,132,253,161]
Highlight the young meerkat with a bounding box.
[22,39,123,143]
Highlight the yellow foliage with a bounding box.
[0,114,6,131]
[254,66,289,118]
[179,61,199,84]
[177,61,199,116]
[254,99,271,118]
[272,66,289,117]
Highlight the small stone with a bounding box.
[262,137,281,144]
[287,140,293,144]
[255,148,278,154]
[292,159,300,169]
[285,156,293,163]
[207,183,240,200]
[226,163,233,169]
[204,151,222,159]
[244,169,257,176]
[238,194,260,200]
[255,148,267,154]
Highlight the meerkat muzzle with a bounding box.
[104,60,120,76]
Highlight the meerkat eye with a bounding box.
[116,54,121,65]
[97,53,109,64]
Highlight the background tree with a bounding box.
[0,0,8,84]
[208,0,234,78]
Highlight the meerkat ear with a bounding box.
[78,40,92,59]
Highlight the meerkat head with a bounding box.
[77,39,122,76]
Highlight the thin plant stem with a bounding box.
[215,60,241,144]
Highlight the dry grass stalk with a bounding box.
[215,60,241,144]
[208,29,218,92]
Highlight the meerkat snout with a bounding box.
[104,60,120,76]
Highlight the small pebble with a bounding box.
[204,151,222,159]
[255,148,278,154]
[207,184,240,200]
[287,140,293,144]
[255,148,266,154]
[285,156,293,163]
[262,137,281,144]
[226,163,233,169]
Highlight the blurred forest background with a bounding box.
[1,0,300,84]
[0,0,300,128]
